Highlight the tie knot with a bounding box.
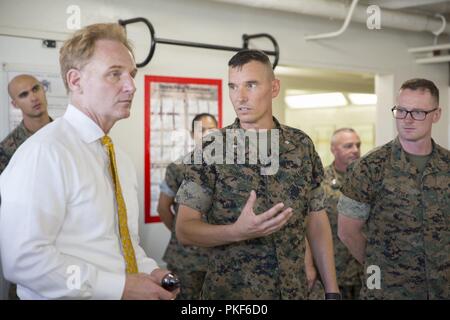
[101,135,112,147]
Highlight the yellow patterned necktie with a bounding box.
[101,136,138,274]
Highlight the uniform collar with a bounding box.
[329,162,345,179]
[423,141,448,176]
[391,136,447,176]
[63,104,105,144]
[229,117,297,154]
[16,120,33,139]
[325,163,344,189]
[16,115,54,137]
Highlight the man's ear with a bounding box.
[432,107,441,123]
[330,143,337,157]
[66,68,83,94]
[272,78,280,99]
[11,99,18,109]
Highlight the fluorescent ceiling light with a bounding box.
[285,92,347,109]
[348,93,377,105]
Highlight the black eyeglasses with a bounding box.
[391,106,438,121]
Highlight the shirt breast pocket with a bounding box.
[213,165,259,222]
[377,181,420,224]
[422,174,449,223]
[276,159,312,219]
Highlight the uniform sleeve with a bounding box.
[175,146,216,215]
[159,163,177,197]
[0,142,12,175]
[341,159,373,204]
[164,162,180,195]
[338,158,373,220]
[308,141,326,213]
[337,195,370,220]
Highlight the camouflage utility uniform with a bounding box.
[322,164,363,299]
[0,121,33,174]
[338,137,449,299]
[160,160,209,300]
[176,117,326,299]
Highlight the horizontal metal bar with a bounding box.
[156,38,277,56]
[408,43,450,53]
[119,17,279,68]
[156,38,245,52]
[0,26,69,41]
[415,55,450,64]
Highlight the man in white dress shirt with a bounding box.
[0,23,177,300]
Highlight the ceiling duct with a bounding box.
[210,0,450,34]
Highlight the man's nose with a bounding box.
[30,90,39,101]
[404,111,415,121]
[237,86,248,102]
[123,74,136,94]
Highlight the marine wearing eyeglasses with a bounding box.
[391,106,439,121]
[337,78,449,299]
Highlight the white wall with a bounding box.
[0,0,448,266]
[285,105,377,166]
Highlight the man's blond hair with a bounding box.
[59,23,134,91]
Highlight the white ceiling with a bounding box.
[346,0,450,19]
[211,0,450,91]
[275,66,375,94]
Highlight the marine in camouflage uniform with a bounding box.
[338,137,449,299]
[160,159,209,300]
[0,120,33,174]
[176,117,327,299]
[306,164,364,300]
[322,164,363,298]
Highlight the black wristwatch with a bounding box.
[325,292,342,300]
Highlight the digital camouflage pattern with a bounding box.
[322,164,364,288]
[176,117,326,299]
[0,121,32,175]
[307,164,364,300]
[340,137,449,300]
[161,160,209,300]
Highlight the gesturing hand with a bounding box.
[231,190,293,241]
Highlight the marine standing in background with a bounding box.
[158,113,218,299]
[338,78,449,299]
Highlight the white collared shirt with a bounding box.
[0,104,158,299]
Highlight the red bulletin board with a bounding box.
[144,75,222,223]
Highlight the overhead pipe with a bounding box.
[407,15,449,64]
[304,0,359,40]
[432,14,447,37]
[408,43,450,53]
[210,0,450,34]
[415,55,450,64]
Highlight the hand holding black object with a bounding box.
[161,272,181,292]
